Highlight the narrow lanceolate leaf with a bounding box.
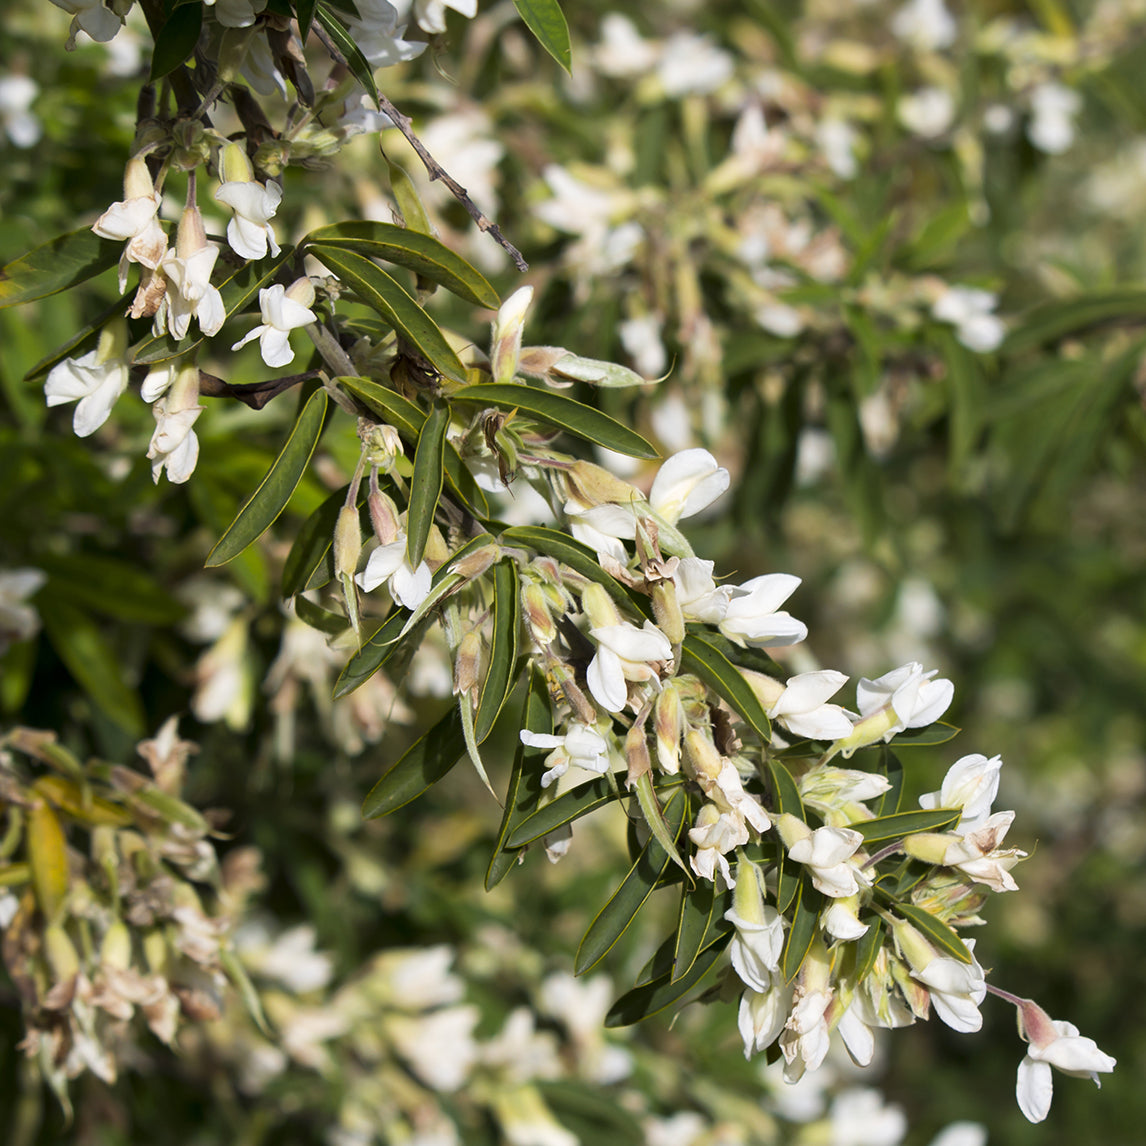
[486,671,550,890]
[281,484,350,597]
[672,879,722,983]
[303,222,499,309]
[852,918,884,985]
[406,400,448,568]
[150,0,203,79]
[781,878,822,982]
[893,902,973,964]
[27,800,69,922]
[574,788,688,975]
[499,526,635,610]
[513,0,572,73]
[383,152,434,236]
[39,595,145,736]
[507,772,623,847]
[338,376,490,519]
[24,291,134,381]
[310,246,466,383]
[0,227,121,309]
[295,593,349,636]
[315,3,379,105]
[207,389,328,566]
[768,758,805,914]
[633,771,689,876]
[850,808,961,844]
[888,721,961,748]
[474,563,520,742]
[131,247,294,365]
[362,705,467,819]
[450,384,658,459]
[32,778,129,828]
[874,747,904,817]
[295,0,319,41]
[680,634,771,741]
[220,949,271,1035]
[458,692,498,801]
[605,933,732,1028]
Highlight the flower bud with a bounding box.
[889,918,938,975]
[651,580,685,645]
[653,684,684,774]
[523,583,558,647]
[367,490,399,546]
[219,140,255,184]
[775,811,812,850]
[624,722,651,788]
[449,541,501,580]
[740,667,786,709]
[684,728,722,783]
[454,628,484,700]
[101,921,133,971]
[491,286,532,383]
[124,155,155,200]
[564,460,642,510]
[902,832,954,865]
[334,506,362,579]
[175,204,209,260]
[360,421,404,470]
[581,582,622,630]
[285,276,317,309]
[44,925,80,983]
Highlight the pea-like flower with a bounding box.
[834,661,954,758]
[92,157,167,292]
[919,753,1002,832]
[724,861,784,993]
[214,143,282,261]
[777,813,870,898]
[586,620,673,714]
[44,321,130,437]
[159,204,225,341]
[519,723,609,788]
[232,278,318,368]
[147,364,203,485]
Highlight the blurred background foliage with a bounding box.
[2,0,1145,1142]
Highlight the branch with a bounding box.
[198,370,322,410]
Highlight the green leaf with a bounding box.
[457,686,498,802]
[131,247,295,366]
[851,917,884,985]
[767,759,805,915]
[633,771,689,877]
[1004,288,1146,353]
[315,3,379,105]
[449,384,658,459]
[295,0,319,40]
[513,0,572,72]
[406,400,448,568]
[850,808,961,844]
[605,933,731,1028]
[337,377,489,519]
[0,227,121,309]
[206,389,328,566]
[362,705,466,819]
[486,671,549,890]
[888,721,962,748]
[383,150,434,236]
[281,484,350,597]
[536,1082,644,1145]
[309,246,466,383]
[499,526,634,609]
[575,788,687,974]
[39,595,145,736]
[219,949,271,1036]
[295,593,349,636]
[781,878,822,982]
[672,879,727,983]
[894,902,973,964]
[24,291,134,381]
[507,772,624,847]
[872,746,904,817]
[151,1,203,79]
[37,555,185,625]
[474,562,520,742]
[679,634,771,741]
[303,222,499,309]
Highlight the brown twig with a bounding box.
[312,22,528,272]
[198,370,321,410]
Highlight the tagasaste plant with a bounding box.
[0,0,1121,1140]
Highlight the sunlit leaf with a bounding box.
[206,389,329,566]
[315,2,379,105]
[0,227,120,309]
[474,562,520,742]
[507,773,623,847]
[680,634,771,741]
[406,400,448,568]
[850,808,961,844]
[513,0,572,73]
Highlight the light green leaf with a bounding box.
[383,149,434,236]
[303,221,499,309]
[605,933,731,1028]
[207,389,329,566]
[406,400,448,568]
[850,808,961,844]
[219,949,271,1036]
[851,917,884,985]
[362,705,467,819]
[574,788,687,975]
[308,246,466,383]
[680,634,771,741]
[131,247,294,366]
[513,0,572,73]
[0,227,120,309]
[474,562,520,742]
[449,383,658,459]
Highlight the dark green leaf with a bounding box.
[506,772,622,847]
[131,247,294,366]
[894,901,972,964]
[888,721,961,748]
[513,0,572,72]
[768,759,805,914]
[486,670,549,890]
[449,383,658,459]
[24,291,134,381]
[281,484,349,597]
[295,593,349,636]
[295,0,319,40]
[302,221,499,308]
[873,746,904,817]
[362,705,466,819]
[150,1,203,79]
[206,389,328,566]
[672,879,725,983]
[37,555,185,625]
[1004,288,1146,353]
[680,634,771,740]
[851,917,884,985]
[474,562,520,742]
[850,808,961,844]
[406,400,448,568]
[536,1082,643,1145]
[315,3,379,105]
[309,246,466,383]
[0,227,121,309]
[383,152,434,236]
[605,933,731,1027]
[575,789,687,974]
[38,595,145,736]
[781,878,822,981]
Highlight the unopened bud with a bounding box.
[565,460,642,510]
[219,141,255,184]
[775,811,812,850]
[124,155,155,200]
[684,728,722,782]
[731,859,767,925]
[175,205,209,259]
[740,667,785,710]
[833,707,899,759]
[890,954,932,1018]
[449,541,501,580]
[360,421,404,470]
[890,918,938,975]
[624,722,651,788]
[334,506,362,578]
[651,580,684,645]
[367,490,399,546]
[902,832,953,866]
[491,286,532,383]
[454,628,484,699]
[143,928,168,975]
[44,924,80,983]
[581,582,622,630]
[101,921,133,971]
[285,276,316,309]
[653,685,684,774]
[523,583,558,646]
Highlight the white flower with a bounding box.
[658,33,733,97]
[520,723,609,788]
[93,157,168,292]
[932,286,1005,353]
[0,74,40,148]
[928,1124,987,1146]
[205,0,264,28]
[649,448,730,523]
[724,862,785,993]
[941,809,1026,891]
[1028,83,1082,156]
[891,0,957,51]
[1015,998,1116,1123]
[355,539,432,611]
[414,0,477,35]
[919,753,1002,831]
[159,205,225,341]
[232,278,317,367]
[586,621,672,713]
[593,14,658,79]
[779,816,870,898]
[148,364,203,485]
[719,573,808,649]
[345,0,426,68]
[237,923,333,994]
[837,662,954,756]
[829,1087,907,1146]
[749,669,854,741]
[0,568,46,652]
[491,286,532,383]
[389,1005,480,1092]
[898,87,956,138]
[672,558,731,624]
[822,896,868,942]
[44,323,129,437]
[215,180,282,261]
[50,0,124,48]
[738,983,791,1058]
[619,315,667,378]
[816,119,858,180]
[912,941,986,1033]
